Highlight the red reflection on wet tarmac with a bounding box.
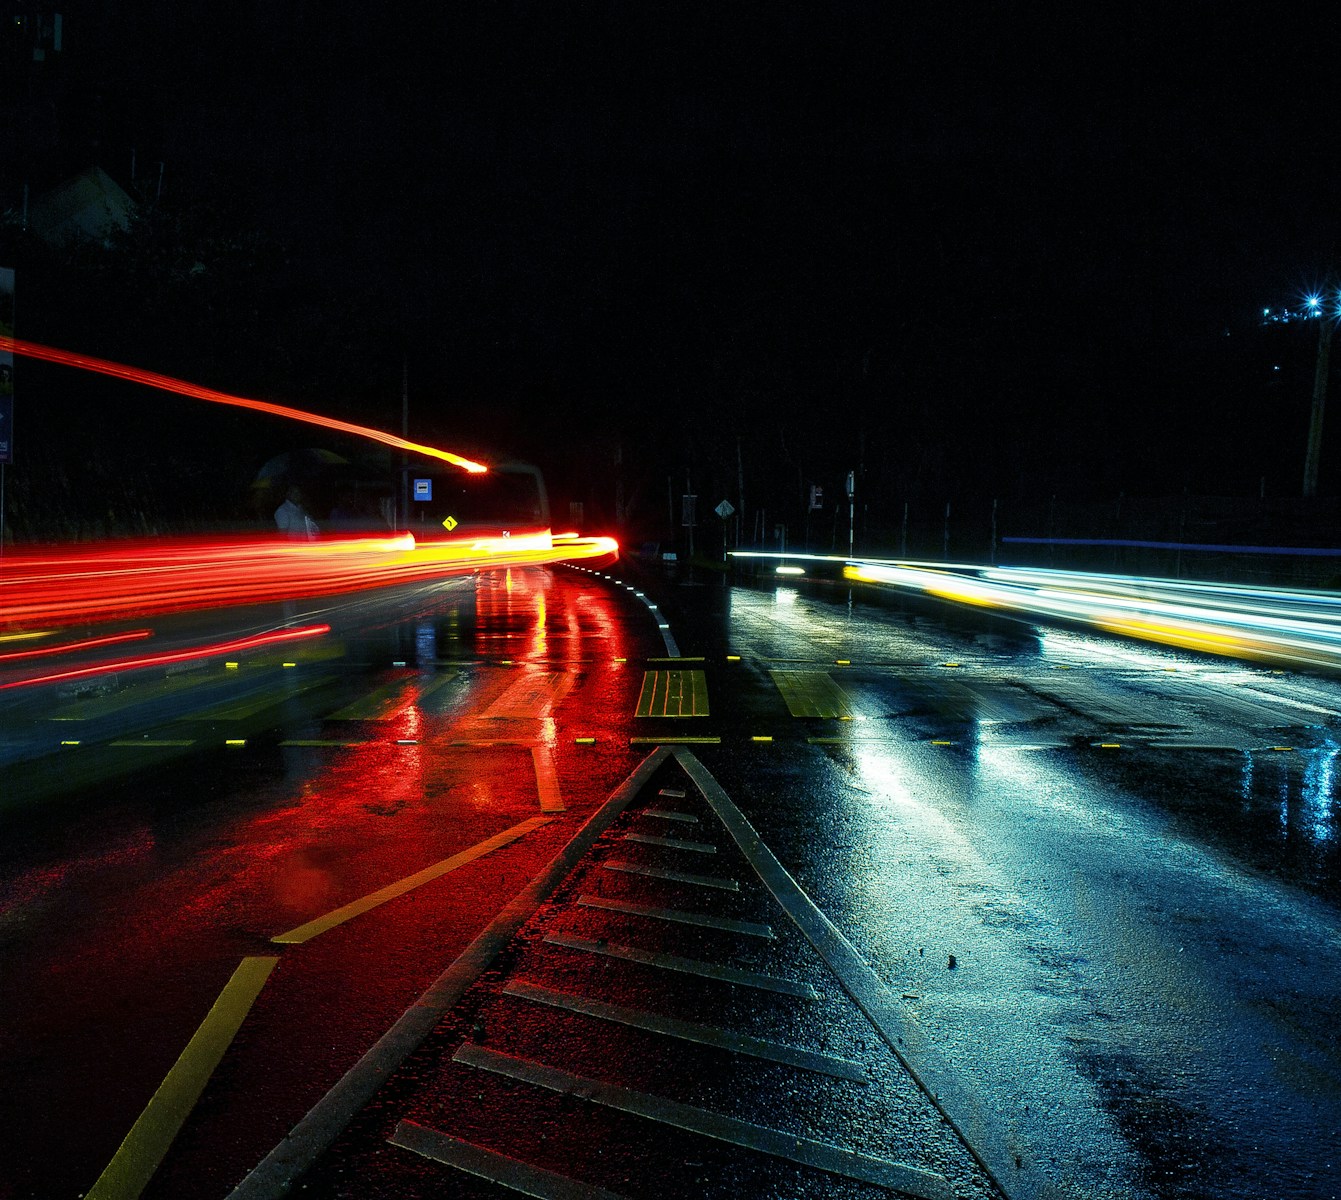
[0,564,650,1199]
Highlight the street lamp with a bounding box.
[1261,288,1339,497]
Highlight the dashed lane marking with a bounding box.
[453,1044,950,1200]
[271,816,552,944]
[503,980,864,1081]
[601,860,740,891]
[86,956,279,1200]
[543,932,818,998]
[389,1121,628,1200]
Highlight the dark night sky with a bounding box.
[10,1,1341,535]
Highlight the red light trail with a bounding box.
[0,335,489,474]
[0,623,330,691]
[0,628,153,663]
[0,533,620,631]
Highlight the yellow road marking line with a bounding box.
[110,739,196,747]
[531,745,564,812]
[86,956,278,1200]
[0,630,51,644]
[279,739,367,747]
[806,736,889,745]
[629,736,722,745]
[271,816,552,944]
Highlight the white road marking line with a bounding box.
[503,980,863,1080]
[543,932,818,998]
[453,1043,950,1199]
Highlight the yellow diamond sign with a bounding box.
[442,515,458,532]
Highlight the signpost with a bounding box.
[715,499,735,561]
[682,492,696,559]
[0,267,14,556]
[845,470,855,558]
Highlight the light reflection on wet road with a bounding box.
[0,566,651,1200]
[673,575,1340,1199]
[1,565,1339,1198]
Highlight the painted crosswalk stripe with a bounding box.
[621,832,717,853]
[532,745,565,812]
[635,670,709,717]
[770,670,854,719]
[329,671,459,721]
[389,1121,627,1200]
[543,933,818,998]
[602,860,739,891]
[453,1044,949,1199]
[483,671,576,719]
[503,981,863,1079]
[576,894,773,939]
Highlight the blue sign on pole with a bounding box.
[413,478,432,501]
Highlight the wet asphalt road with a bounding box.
[1,561,1338,1199]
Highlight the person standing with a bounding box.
[274,485,318,539]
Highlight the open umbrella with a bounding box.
[253,448,349,486]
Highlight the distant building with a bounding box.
[27,165,135,246]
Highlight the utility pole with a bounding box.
[1263,289,1337,498]
[845,470,855,558]
[400,357,409,529]
[1304,315,1334,497]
